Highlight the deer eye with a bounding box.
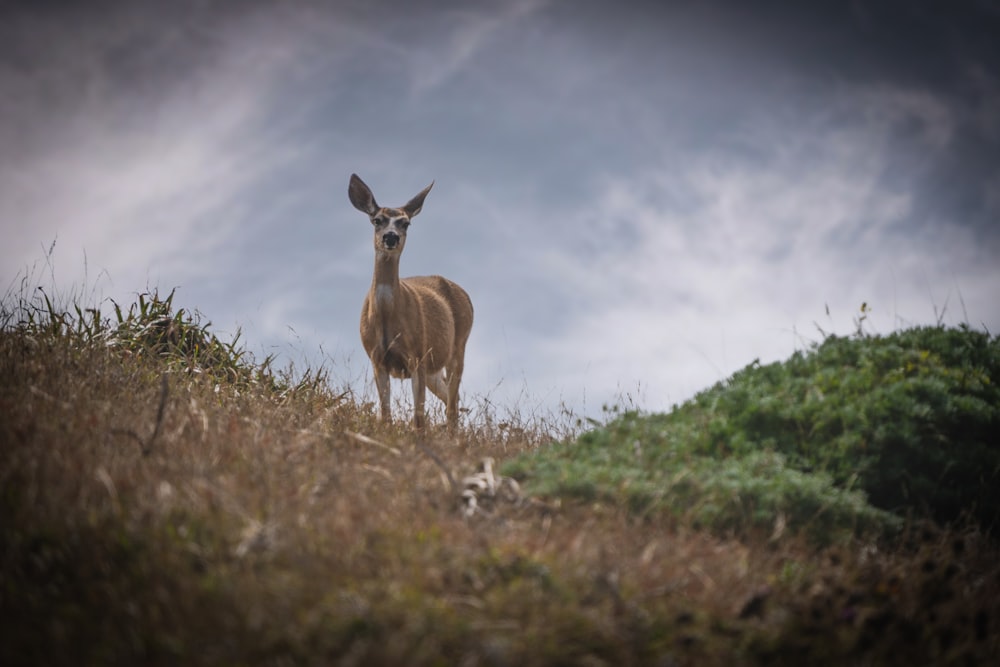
[399,220,411,230]
[372,217,386,226]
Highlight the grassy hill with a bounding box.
[2,288,998,665]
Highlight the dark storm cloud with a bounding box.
[555,0,1000,240]
[0,1,229,137]
[2,0,997,417]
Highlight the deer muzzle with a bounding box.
[382,231,400,249]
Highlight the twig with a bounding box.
[110,427,145,449]
[344,430,402,456]
[111,372,169,456]
[144,373,169,456]
[414,439,458,491]
[28,384,72,410]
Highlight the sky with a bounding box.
[3,0,999,422]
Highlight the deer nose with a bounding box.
[382,231,400,249]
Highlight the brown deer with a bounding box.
[348,173,474,430]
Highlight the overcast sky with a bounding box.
[3,0,999,422]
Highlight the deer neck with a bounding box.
[372,252,402,313]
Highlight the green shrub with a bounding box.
[504,409,901,544]
[506,326,1000,540]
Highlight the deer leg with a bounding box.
[374,364,391,423]
[427,369,448,403]
[411,366,427,429]
[445,355,465,429]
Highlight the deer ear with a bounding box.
[348,174,378,215]
[402,181,434,218]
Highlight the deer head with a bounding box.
[349,174,433,256]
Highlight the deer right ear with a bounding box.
[348,174,378,215]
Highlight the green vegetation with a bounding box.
[11,284,316,395]
[2,280,998,665]
[506,327,1000,543]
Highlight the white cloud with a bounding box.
[1,6,324,298]
[508,86,996,414]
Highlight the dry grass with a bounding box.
[1,295,999,665]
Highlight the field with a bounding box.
[2,287,999,665]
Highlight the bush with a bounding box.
[506,326,1000,540]
[2,284,324,399]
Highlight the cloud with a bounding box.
[403,0,549,94]
[0,3,334,293]
[504,80,997,412]
[2,1,998,422]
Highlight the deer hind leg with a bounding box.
[411,366,427,429]
[427,369,449,403]
[445,354,465,429]
[374,365,391,423]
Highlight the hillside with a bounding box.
[2,289,998,665]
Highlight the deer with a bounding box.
[348,173,474,430]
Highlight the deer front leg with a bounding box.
[411,366,427,429]
[374,364,391,423]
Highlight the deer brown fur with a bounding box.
[349,173,474,429]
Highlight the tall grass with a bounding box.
[2,278,998,665]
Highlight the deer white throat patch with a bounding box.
[375,284,395,308]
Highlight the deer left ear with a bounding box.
[402,181,434,218]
